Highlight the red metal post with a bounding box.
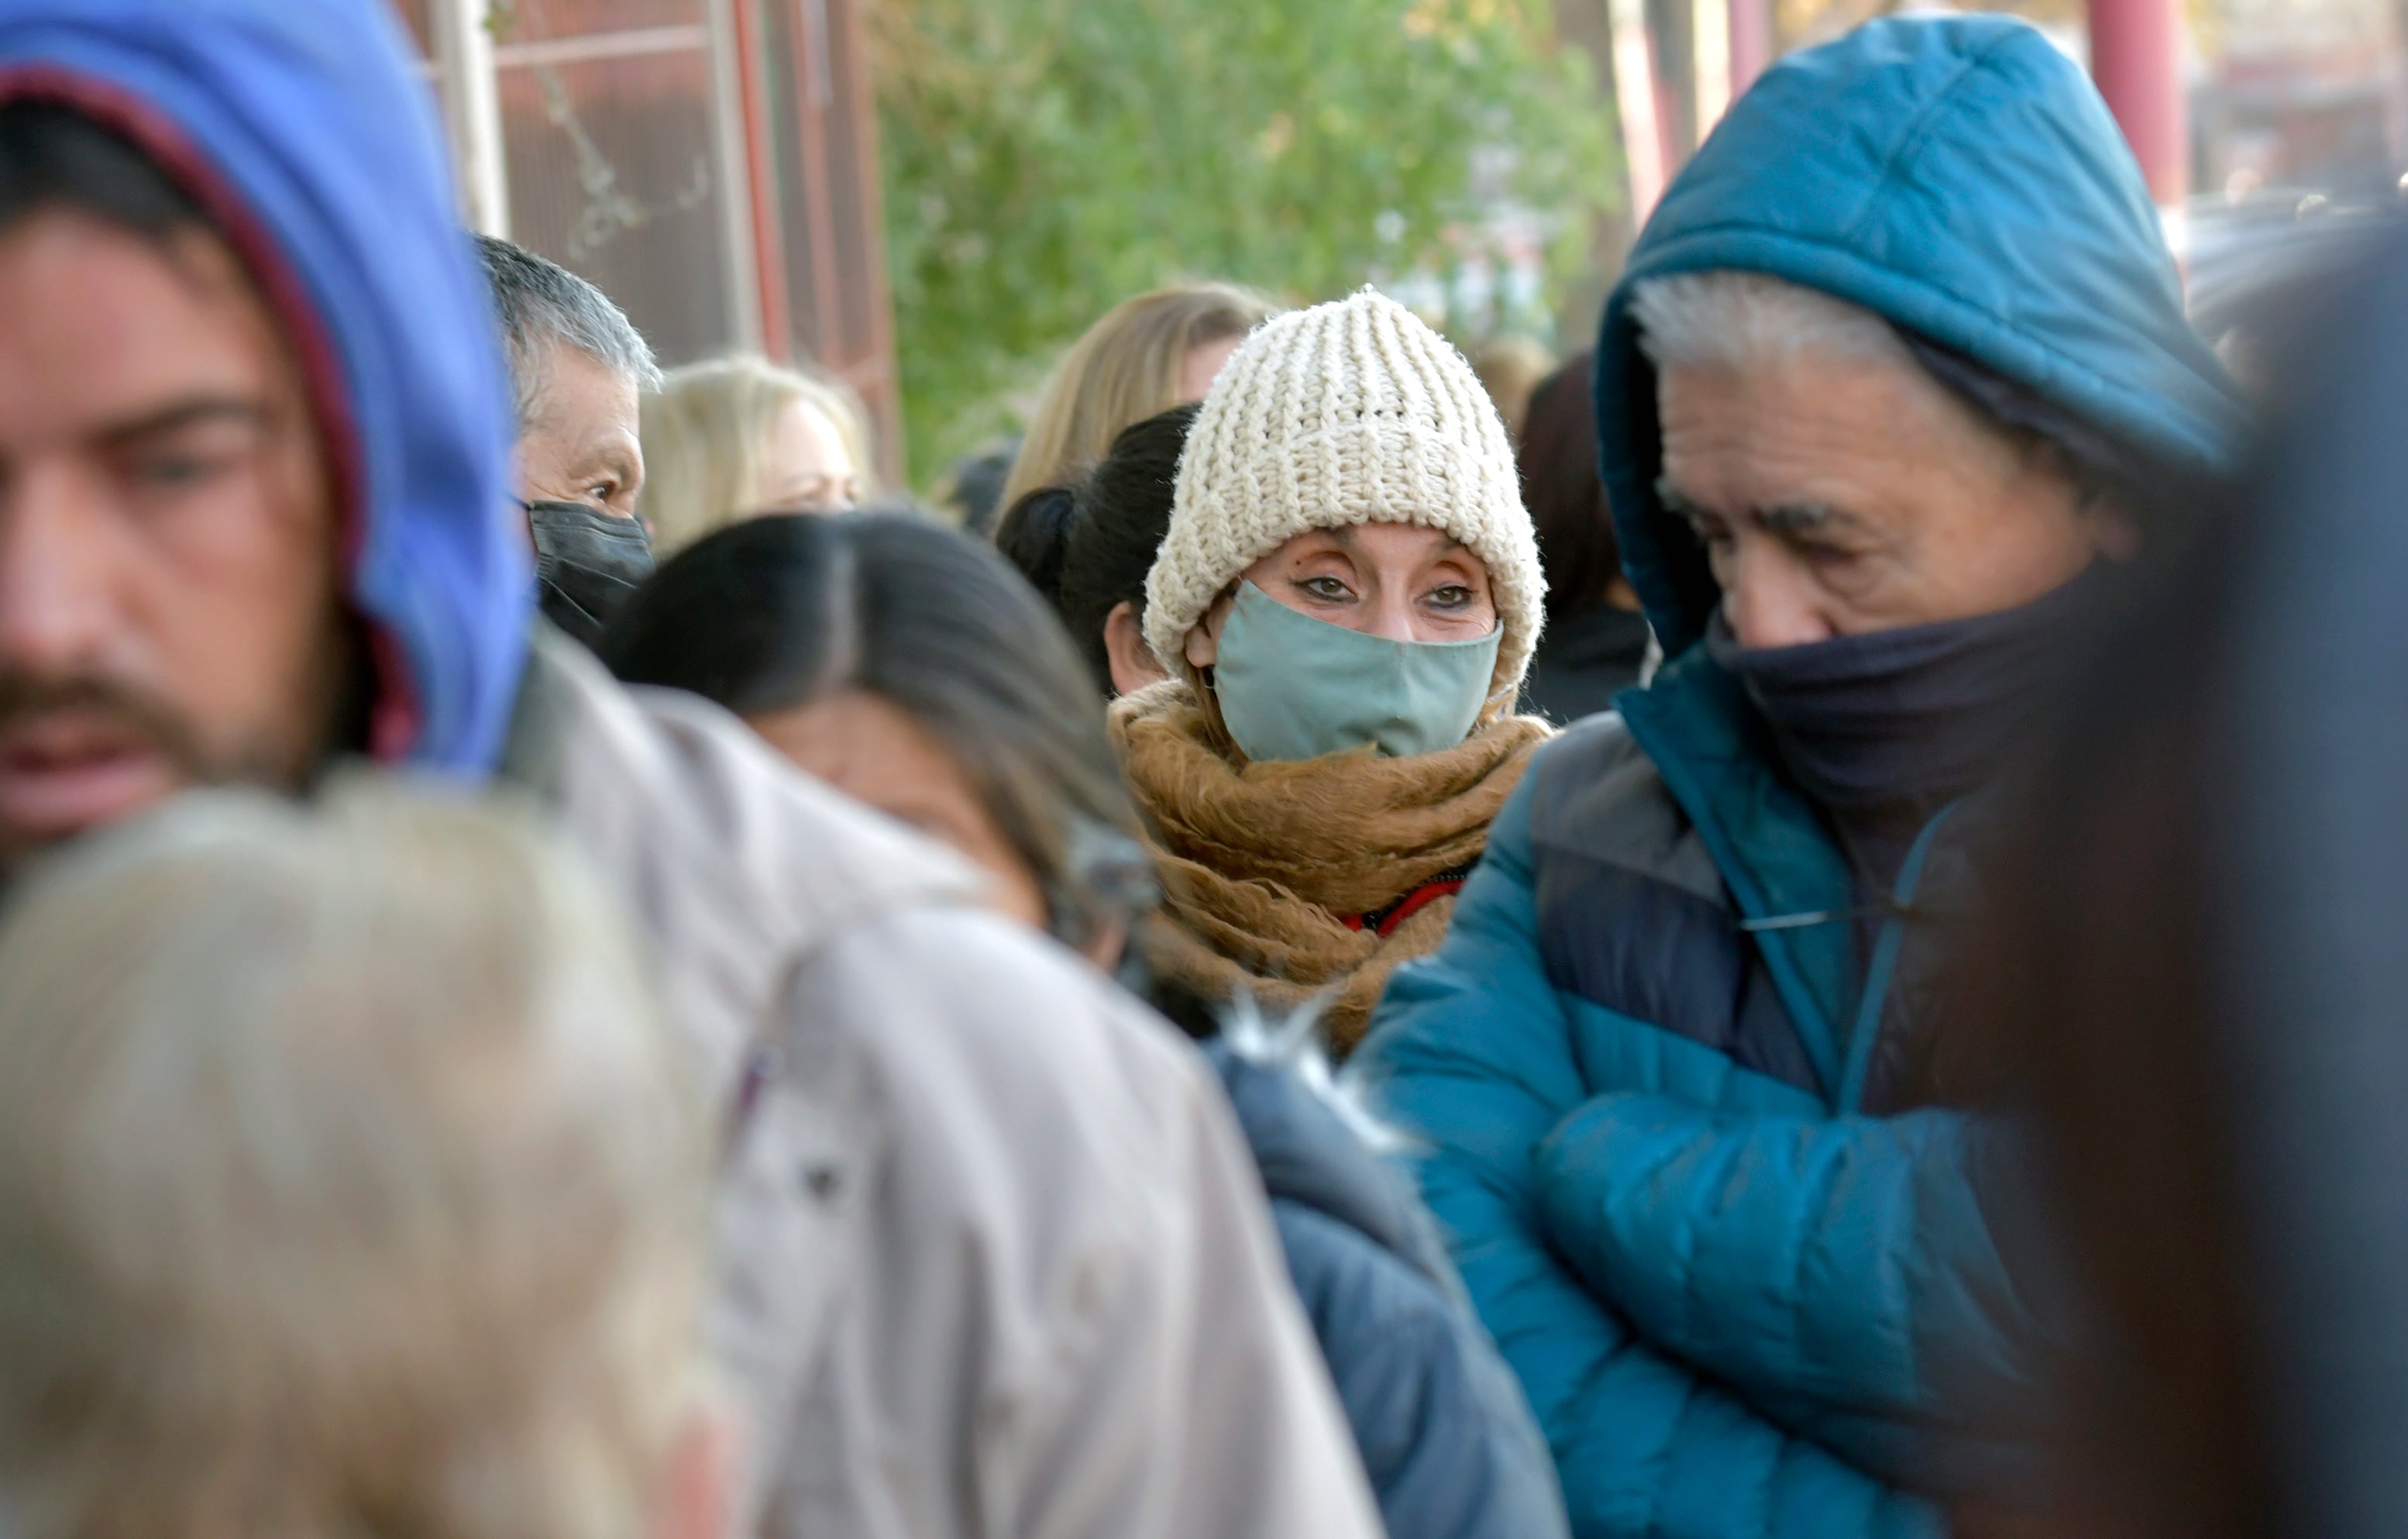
[1606,0,1667,222]
[728,0,796,361]
[2089,0,2189,204]
[783,0,846,353]
[822,0,905,482]
[1727,0,1770,102]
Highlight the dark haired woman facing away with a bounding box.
[996,403,1199,700]
[603,511,1145,959]
[601,512,1568,1539]
[1515,350,1653,724]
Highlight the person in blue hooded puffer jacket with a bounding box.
[1354,15,2247,1538]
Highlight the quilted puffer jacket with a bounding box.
[1354,15,2243,1539]
[1360,666,2036,1539]
[1208,1027,1569,1539]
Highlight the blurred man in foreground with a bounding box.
[0,5,1382,1535]
[0,785,727,1539]
[1360,15,2246,1536]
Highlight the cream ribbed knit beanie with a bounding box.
[1144,289,1545,697]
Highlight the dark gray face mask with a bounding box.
[525,500,654,648]
[1705,570,2100,816]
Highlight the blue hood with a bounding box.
[1597,15,2247,655]
[0,0,528,775]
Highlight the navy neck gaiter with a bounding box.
[1705,573,2097,823]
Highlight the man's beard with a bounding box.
[0,673,315,883]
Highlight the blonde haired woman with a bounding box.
[997,281,1278,511]
[1113,289,1553,1054]
[0,784,724,1539]
[642,353,876,553]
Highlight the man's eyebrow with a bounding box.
[93,396,270,449]
[1656,480,1851,536]
[1756,501,1845,534]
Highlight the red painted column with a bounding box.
[1728,0,1771,102]
[728,0,795,362]
[2089,0,2189,204]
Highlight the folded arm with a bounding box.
[1358,787,1945,1539]
[1534,1092,2050,1489]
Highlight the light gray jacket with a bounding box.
[501,630,1384,1539]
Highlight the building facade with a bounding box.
[391,0,901,473]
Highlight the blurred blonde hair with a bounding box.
[1469,335,1557,446]
[0,782,711,1539]
[999,282,1281,511]
[642,353,877,554]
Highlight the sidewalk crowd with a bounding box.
[0,5,2383,1539]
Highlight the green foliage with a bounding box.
[874,0,1618,488]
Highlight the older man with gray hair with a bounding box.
[475,233,662,642]
[1359,15,2246,1537]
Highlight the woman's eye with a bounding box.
[784,477,838,509]
[1426,584,1473,609]
[1302,576,1351,601]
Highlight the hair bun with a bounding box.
[995,485,1080,607]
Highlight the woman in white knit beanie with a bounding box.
[1109,289,1554,1054]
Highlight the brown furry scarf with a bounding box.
[1109,680,1552,1055]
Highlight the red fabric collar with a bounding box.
[1340,873,1471,940]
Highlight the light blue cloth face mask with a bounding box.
[1211,581,1503,763]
